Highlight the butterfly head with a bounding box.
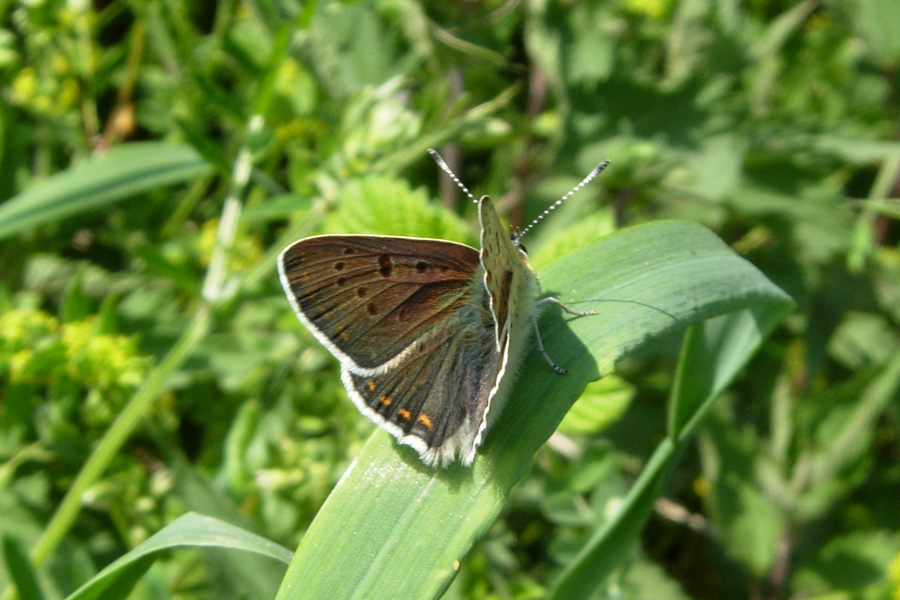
[509,231,528,256]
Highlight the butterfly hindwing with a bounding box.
[474,196,540,447]
[477,197,517,349]
[343,304,500,466]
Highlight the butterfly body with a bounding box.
[278,196,539,466]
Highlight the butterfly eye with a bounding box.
[510,231,527,252]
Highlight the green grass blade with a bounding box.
[1,536,43,600]
[64,513,292,600]
[669,309,787,439]
[0,142,212,241]
[550,308,791,599]
[275,221,794,600]
[164,450,290,599]
[552,435,680,600]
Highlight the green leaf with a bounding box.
[306,4,413,98]
[275,221,793,600]
[64,513,292,600]
[623,559,692,600]
[557,376,634,435]
[808,135,900,164]
[1,535,44,600]
[164,447,289,600]
[793,530,900,593]
[0,142,212,241]
[751,0,818,59]
[700,404,783,577]
[550,308,790,599]
[60,270,89,323]
[852,0,900,65]
[669,310,781,439]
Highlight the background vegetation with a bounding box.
[0,0,898,598]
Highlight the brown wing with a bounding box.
[278,235,480,370]
[343,302,500,466]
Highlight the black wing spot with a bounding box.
[379,254,392,277]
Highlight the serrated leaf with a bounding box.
[325,175,473,243]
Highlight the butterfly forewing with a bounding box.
[278,235,480,371]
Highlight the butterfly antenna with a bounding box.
[516,159,611,241]
[429,148,479,205]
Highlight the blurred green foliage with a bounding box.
[0,0,898,599]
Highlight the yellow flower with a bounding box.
[1,308,150,425]
[10,67,37,104]
[693,476,711,497]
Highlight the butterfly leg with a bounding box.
[532,316,569,374]
[533,297,597,374]
[536,296,598,317]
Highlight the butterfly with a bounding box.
[278,151,609,467]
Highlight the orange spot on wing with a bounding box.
[398,409,411,420]
[338,325,350,342]
[367,380,376,392]
[417,413,434,431]
[379,396,391,406]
